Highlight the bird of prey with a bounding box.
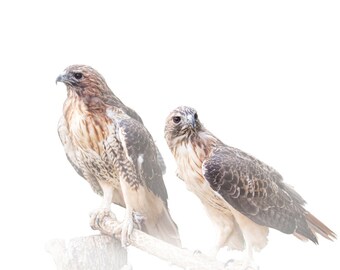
[56,65,180,247]
[164,106,335,268]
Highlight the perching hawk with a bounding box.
[164,106,335,268]
[56,65,180,247]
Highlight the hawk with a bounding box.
[56,65,180,247]
[164,106,335,268]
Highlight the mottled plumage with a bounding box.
[165,106,335,266]
[56,65,180,247]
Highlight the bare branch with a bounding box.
[96,214,227,270]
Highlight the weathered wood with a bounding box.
[46,213,231,270]
[46,235,127,270]
[93,214,228,270]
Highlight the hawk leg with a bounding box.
[113,206,134,247]
[89,180,116,231]
[207,222,235,257]
[112,211,146,247]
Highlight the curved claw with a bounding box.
[121,217,134,247]
[89,208,116,231]
[193,249,202,256]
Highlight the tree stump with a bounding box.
[46,214,228,270]
[46,235,127,270]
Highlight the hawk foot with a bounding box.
[113,212,134,248]
[113,211,145,247]
[89,208,116,231]
[193,249,203,256]
[224,259,259,270]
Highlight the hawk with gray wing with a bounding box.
[165,106,335,268]
[56,65,180,247]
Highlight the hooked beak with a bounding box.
[56,73,67,85]
[56,71,76,86]
[187,114,196,129]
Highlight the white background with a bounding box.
[0,1,339,269]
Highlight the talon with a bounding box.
[224,259,235,267]
[113,223,122,238]
[193,249,202,255]
[224,259,259,270]
[120,211,134,247]
[89,208,116,231]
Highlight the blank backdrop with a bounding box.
[0,1,339,269]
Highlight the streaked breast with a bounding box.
[64,96,110,154]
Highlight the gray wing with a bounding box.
[124,107,166,174]
[113,98,166,174]
[116,117,168,205]
[202,144,317,243]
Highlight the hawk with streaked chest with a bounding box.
[56,65,180,247]
[164,106,335,269]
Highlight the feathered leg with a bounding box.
[89,180,116,230]
[112,164,139,247]
[207,223,234,257]
[224,212,267,270]
[205,209,244,257]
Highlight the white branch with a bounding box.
[96,214,228,270]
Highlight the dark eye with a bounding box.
[172,116,181,124]
[74,72,83,80]
[194,113,198,120]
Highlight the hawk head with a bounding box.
[56,65,110,96]
[164,106,202,147]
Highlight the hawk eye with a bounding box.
[172,116,181,124]
[194,113,198,120]
[74,72,83,80]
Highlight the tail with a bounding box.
[142,207,181,247]
[294,211,336,243]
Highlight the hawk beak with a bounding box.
[56,75,63,85]
[187,115,196,129]
[56,73,68,85]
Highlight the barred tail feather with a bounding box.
[305,211,336,241]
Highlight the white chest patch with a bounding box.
[175,142,223,209]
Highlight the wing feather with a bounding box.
[104,93,166,174]
[202,144,317,242]
[116,118,168,204]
